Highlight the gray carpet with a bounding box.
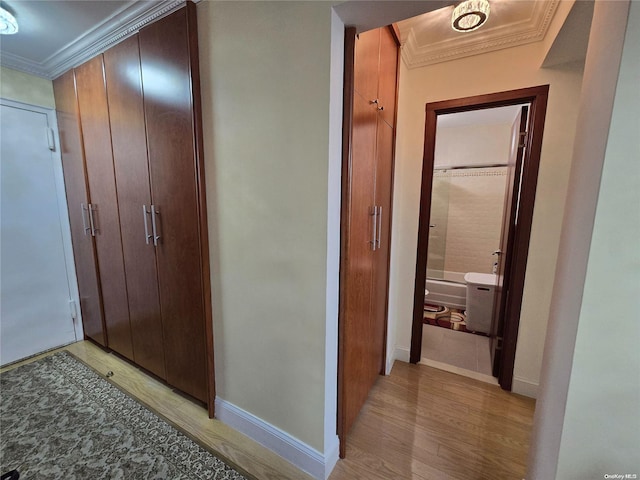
[0,352,248,479]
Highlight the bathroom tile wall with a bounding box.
[443,167,507,274]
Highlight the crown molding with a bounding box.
[0,0,190,80]
[400,0,560,69]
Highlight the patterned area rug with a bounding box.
[423,304,486,336]
[0,352,248,480]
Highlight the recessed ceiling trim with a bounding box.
[0,0,188,80]
[399,0,559,69]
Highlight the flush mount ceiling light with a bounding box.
[452,0,490,33]
[0,7,18,35]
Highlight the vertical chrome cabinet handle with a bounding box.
[151,205,160,246]
[376,206,382,249]
[143,205,152,245]
[370,206,378,251]
[81,204,91,235]
[88,204,98,236]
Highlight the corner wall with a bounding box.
[196,0,334,468]
[557,2,639,472]
[528,1,638,477]
[388,22,584,396]
[0,66,55,108]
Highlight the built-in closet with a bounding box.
[52,2,214,414]
[338,25,399,457]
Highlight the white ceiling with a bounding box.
[0,0,185,79]
[396,0,563,68]
[0,0,592,80]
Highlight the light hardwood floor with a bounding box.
[330,361,535,480]
[2,341,535,480]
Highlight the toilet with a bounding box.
[464,272,497,334]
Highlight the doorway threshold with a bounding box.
[419,358,499,386]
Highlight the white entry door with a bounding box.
[1,99,81,365]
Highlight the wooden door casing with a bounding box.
[139,7,207,403]
[491,106,528,375]
[103,35,166,380]
[53,72,106,346]
[74,56,133,359]
[409,87,549,390]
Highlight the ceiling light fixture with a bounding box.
[452,0,490,33]
[0,7,18,35]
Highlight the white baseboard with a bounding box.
[323,434,340,480]
[512,376,539,398]
[386,346,410,374]
[215,398,338,480]
[395,346,410,363]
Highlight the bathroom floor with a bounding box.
[423,304,489,335]
[420,323,497,385]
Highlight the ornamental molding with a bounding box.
[399,0,559,69]
[0,0,189,80]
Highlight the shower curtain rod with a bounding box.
[434,163,508,171]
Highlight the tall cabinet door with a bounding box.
[103,36,166,380]
[371,119,394,375]
[354,29,380,104]
[339,25,399,458]
[376,27,398,128]
[341,90,378,438]
[53,72,105,346]
[371,27,398,375]
[139,7,207,403]
[74,56,133,360]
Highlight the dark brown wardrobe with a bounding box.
[53,3,214,415]
[338,26,399,457]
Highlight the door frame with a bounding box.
[409,85,549,390]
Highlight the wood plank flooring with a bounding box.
[329,361,535,480]
[2,341,535,480]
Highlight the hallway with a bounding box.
[330,361,535,480]
[4,342,534,479]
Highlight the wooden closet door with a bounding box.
[354,29,380,104]
[371,28,397,375]
[377,27,398,128]
[103,36,166,379]
[74,56,133,360]
[372,118,394,375]
[341,90,378,438]
[139,7,207,403]
[53,72,105,346]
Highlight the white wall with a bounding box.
[527,1,636,477]
[0,66,55,108]
[197,1,334,455]
[388,12,584,395]
[434,123,512,168]
[555,1,639,476]
[437,168,507,275]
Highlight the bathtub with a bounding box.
[425,271,466,310]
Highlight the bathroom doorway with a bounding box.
[409,86,549,390]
